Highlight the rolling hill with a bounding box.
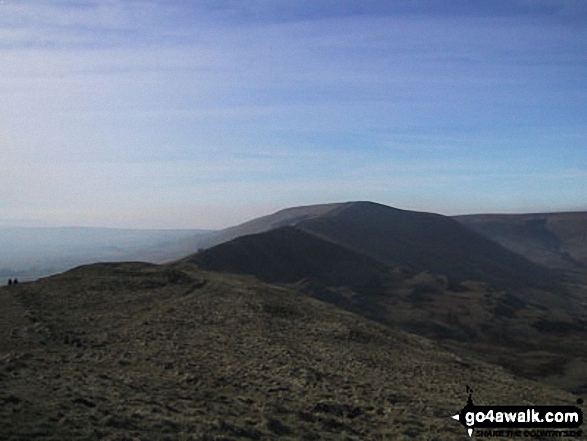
[295,202,558,290]
[186,203,587,394]
[189,226,393,291]
[454,212,587,270]
[193,201,559,290]
[0,262,579,440]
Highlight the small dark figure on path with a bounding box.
[13,278,18,285]
[8,279,12,286]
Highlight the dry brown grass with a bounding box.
[0,262,581,440]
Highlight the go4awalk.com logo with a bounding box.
[451,386,583,438]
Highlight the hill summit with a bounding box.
[192,201,557,290]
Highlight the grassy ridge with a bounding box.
[0,262,577,440]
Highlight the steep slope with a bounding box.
[0,263,578,440]
[197,202,346,250]
[296,201,558,290]
[454,212,587,270]
[188,226,395,293]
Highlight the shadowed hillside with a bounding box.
[192,201,559,290]
[454,212,587,270]
[189,226,397,294]
[196,202,346,250]
[295,202,558,290]
[187,217,587,393]
[0,262,579,440]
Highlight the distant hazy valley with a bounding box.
[2,201,586,440]
[0,227,219,281]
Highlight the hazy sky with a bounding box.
[1,0,586,229]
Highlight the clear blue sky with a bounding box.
[1,0,586,228]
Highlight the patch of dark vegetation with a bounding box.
[266,418,292,435]
[571,384,587,396]
[3,395,22,405]
[531,302,549,312]
[63,334,84,347]
[72,397,96,408]
[65,264,198,292]
[387,393,411,404]
[479,323,493,333]
[409,283,441,302]
[312,402,363,419]
[262,302,301,319]
[521,356,568,378]
[501,293,528,310]
[495,293,528,318]
[494,303,517,318]
[95,278,165,291]
[219,421,263,439]
[306,285,355,312]
[297,411,315,423]
[347,328,376,344]
[404,321,474,342]
[321,417,345,430]
[404,426,424,437]
[358,274,393,296]
[104,416,138,430]
[532,318,583,334]
[447,279,470,292]
[161,269,197,284]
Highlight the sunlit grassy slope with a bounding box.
[0,262,578,440]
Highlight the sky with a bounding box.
[1,0,586,229]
